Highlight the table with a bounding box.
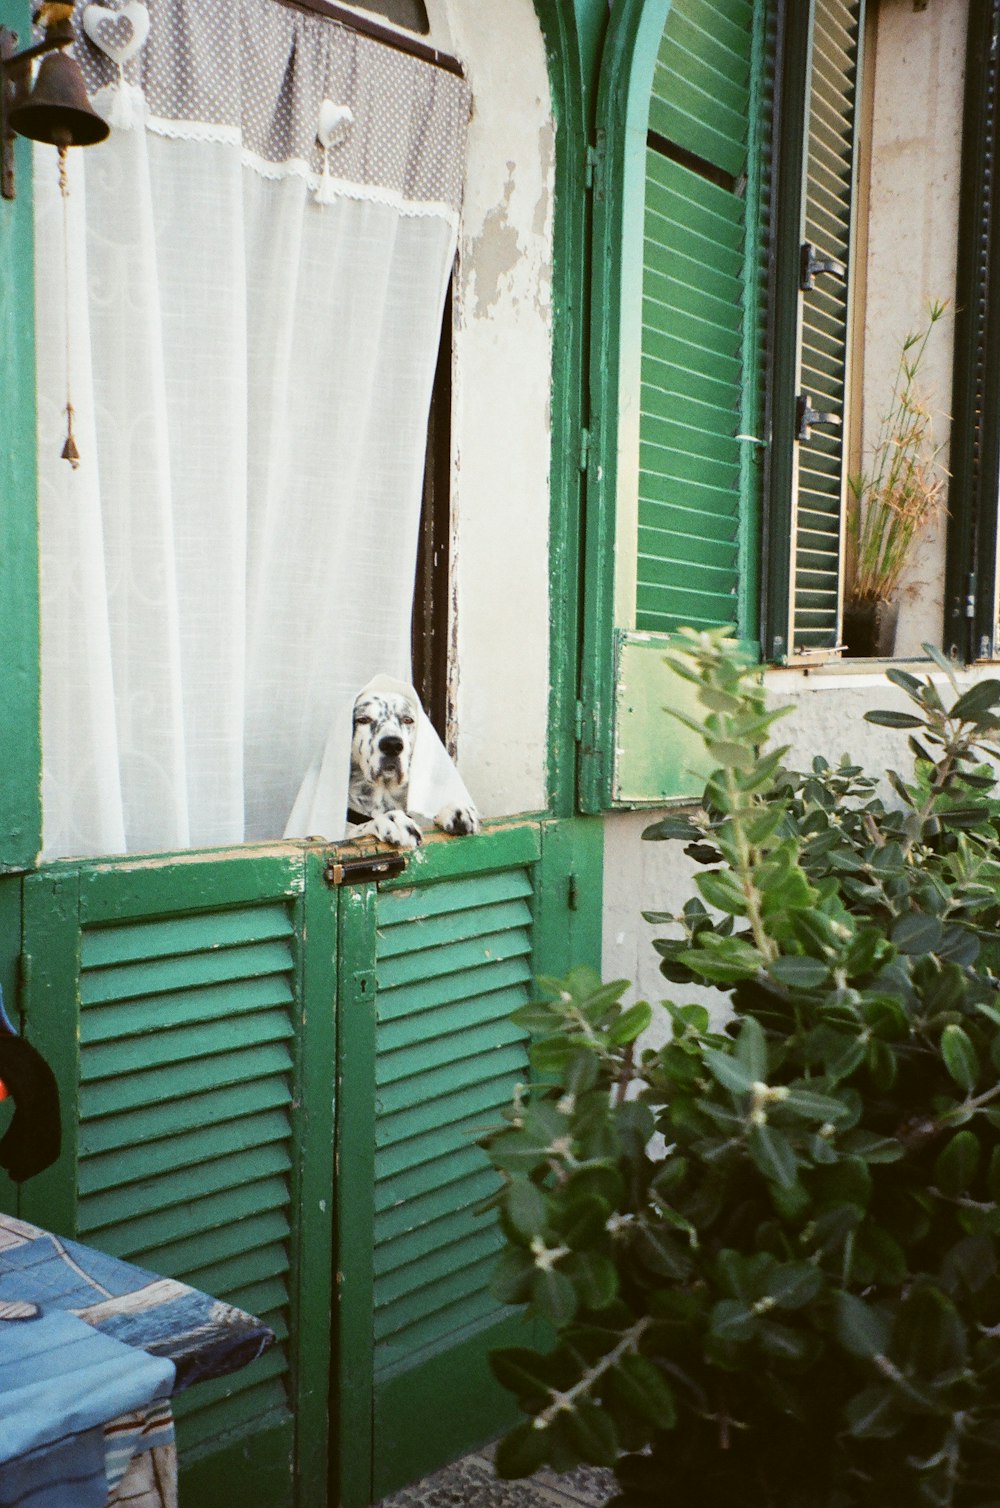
[0,1214,274,1508]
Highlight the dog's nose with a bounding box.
[380,735,404,757]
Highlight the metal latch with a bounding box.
[324,851,407,887]
[800,241,847,291]
[796,393,841,443]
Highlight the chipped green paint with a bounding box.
[612,633,711,804]
[0,0,40,869]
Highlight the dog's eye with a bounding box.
[401,716,415,726]
[355,715,373,726]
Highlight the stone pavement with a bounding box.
[375,1447,615,1508]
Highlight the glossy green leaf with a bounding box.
[606,1000,653,1046]
[564,1401,618,1467]
[748,1123,798,1189]
[606,1354,677,1429]
[494,1421,552,1478]
[835,1292,891,1358]
[941,1024,979,1093]
[505,1180,551,1241]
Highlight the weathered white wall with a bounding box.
[861,0,967,655]
[440,0,555,818]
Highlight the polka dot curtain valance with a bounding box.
[72,0,471,222]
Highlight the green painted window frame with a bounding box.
[0,0,40,872]
[579,0,772,812]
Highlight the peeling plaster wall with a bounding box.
[860,0,967,655]
[441,0,554,817]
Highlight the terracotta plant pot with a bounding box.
[843,598,899,658]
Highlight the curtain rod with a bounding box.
[272,0,466,78]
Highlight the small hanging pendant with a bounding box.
[62,403,80,469]
[58,147,81,469]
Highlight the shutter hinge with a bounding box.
[966,572,977,619]
[579,425,590,473]
[574,699,585,742]
[568,872,579,911]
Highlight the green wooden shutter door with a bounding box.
[334,820,604,1505]
[20,850,336,1508]
[791,0,863,651]
[637,0,756,635]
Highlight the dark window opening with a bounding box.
[411,280,453,746]
[346,0,429,34]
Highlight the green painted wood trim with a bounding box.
[761,0,813,663]
[377,823,541,891]
[372,1312,533,1500]
[536,815,603,978]
[19,867,81,1236]
[179,1415,294,1508]
[610,634,713,806]
[333,880,379,1508]
[0,0,40,870]
[293,849,338,1503]
[580,0,673,813]
[0,875,22,1215]
[75,845,308,922]
[944,0,1000,662]
[533,0,609,818]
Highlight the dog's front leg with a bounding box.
[351,810,423,849]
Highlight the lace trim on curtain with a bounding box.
[88,91,460,224]
[73,0,470,216]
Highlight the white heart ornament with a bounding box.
[317,100,354,152]
[83,2,150,67]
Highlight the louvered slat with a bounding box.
[372,866,533,1364]
[636,0,755,638]
[791,0,862,651]
[76,902,300,1448]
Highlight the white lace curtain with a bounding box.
[34,0,469,858]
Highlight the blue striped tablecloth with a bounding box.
[0,1214,274,1508]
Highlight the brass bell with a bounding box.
[9,50,109,149]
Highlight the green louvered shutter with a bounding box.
[334,821,603,1505]
[20,850,336,1508]
[790,0,864,653]
[637,0,756,635]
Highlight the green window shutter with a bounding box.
[765,0,864,660]
[793,0,863,653]
[637,0,753,637]
[945,0,1000,661]
[582,0,771,810]
[333,820,604,1506]
[20,850,337,1508]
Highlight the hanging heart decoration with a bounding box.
[82,1,150,66]
[317,100,354,153]
[315,101,354,205]
[81,2,149,130]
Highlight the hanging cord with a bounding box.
[58,144,80,469]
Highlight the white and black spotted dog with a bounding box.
[347,689,480,850]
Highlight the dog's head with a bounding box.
[351,690,416,798]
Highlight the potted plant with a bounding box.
[844,300,950,657]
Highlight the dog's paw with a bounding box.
[435,801,481,837]
[371,810,423,849]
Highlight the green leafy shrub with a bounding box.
[482,630,1000,1508]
